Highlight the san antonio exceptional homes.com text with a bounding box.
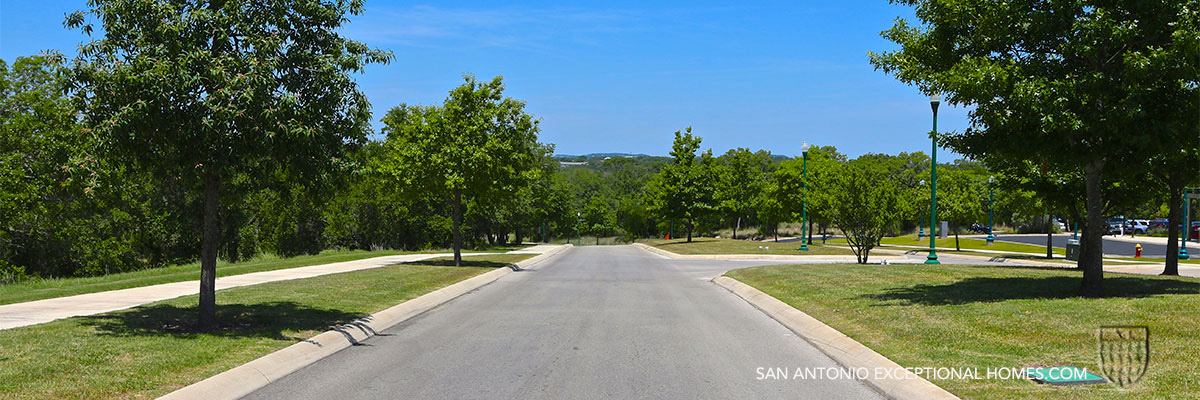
[756,366,1089,381]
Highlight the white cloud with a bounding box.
[342,5,646,52]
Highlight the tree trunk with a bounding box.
[199,170,221,330]
[452,190,463,267]
[733,216,740,240]
[686,218,693,243]
[954,229,960,251]
[1080,160,1105,297]
[1164,185,1183,275]
[1046,218,1053,259]
[808,218,814,246]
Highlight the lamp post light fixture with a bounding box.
[987,175,995,245]
[799,141,811,251]
[926,93,941,264]
[918,180,926,239]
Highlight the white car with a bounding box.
[1125,220,1150,235]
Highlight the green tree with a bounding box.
[818,158,912,264]
[380,75,544,265]
[646,127,716,242]
[870,0,1199,296]
[0,54,78,280]
[581,197,617,244]
[937,168,987,251]
[67,0,391,328]
[715,148,772,239]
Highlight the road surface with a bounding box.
[244,245,882,400]
[993,234,1194,258]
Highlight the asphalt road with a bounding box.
[244,246,882,400]
[993,234,1189,258]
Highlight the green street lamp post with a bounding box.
[926,93,941,264]
[987,175,995,245]
[799,141,811,251]
[918,180,925,239]
[577,211,582,246]
[1181,191,1190,260]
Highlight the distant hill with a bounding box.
[553,152,654,159]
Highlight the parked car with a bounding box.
[1150,219,1169,229]
[1125,220,1150,235]
[1106,222,1124,235]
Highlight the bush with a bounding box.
[0,259,27,284]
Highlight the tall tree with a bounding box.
[646,127,716,242]
[870,0,1199,296]
[380,75,544,265]
[715,148,772,239]
[67,0,391,328]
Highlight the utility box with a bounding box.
[939,221,949,239]
[1066,239,1081,261]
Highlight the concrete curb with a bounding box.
[158,245,573,400]
[712,275,959,400]
[631,242,905,262]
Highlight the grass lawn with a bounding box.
[727,264,1200,399]
[0,253,531,399]
[640,237,856,256]
[875,234,1067,255]
[0,245,529,306]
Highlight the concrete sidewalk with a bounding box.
[0,246,560,330]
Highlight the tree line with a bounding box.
[2,0,1194,328]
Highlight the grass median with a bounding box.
[0,253,532,399]
[876,234,1067,255]
[640,237,856,256]
[727,263,1200,399]
[0,245,528,306]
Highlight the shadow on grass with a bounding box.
[864,276,1200,306]
[407,258,512,268]
[79,302,366,339]
[655,238,719,247]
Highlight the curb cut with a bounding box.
[712,275,960,400]
[631,242,906,262]
[158,245,573,400]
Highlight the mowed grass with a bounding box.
[0,245,529,306]
[640,237,856,256]
[0,253,531,399]
[875,234,1067,255]
[727,264,1200,399]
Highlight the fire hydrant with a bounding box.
[1135,243,1143,258]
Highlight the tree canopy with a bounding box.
[66,0,392,328]
[646,127,717,242]
[379,75,546,265]
[870,0,1200,296]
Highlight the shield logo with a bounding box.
[1097,325,1150,387]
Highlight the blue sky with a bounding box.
[0,0,970,159]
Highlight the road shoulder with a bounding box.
[712,275,959,400]
[158,245,572,400]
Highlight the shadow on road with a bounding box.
[862,276,1200,306]
[78,302,366,338]
[405,259,513,268]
